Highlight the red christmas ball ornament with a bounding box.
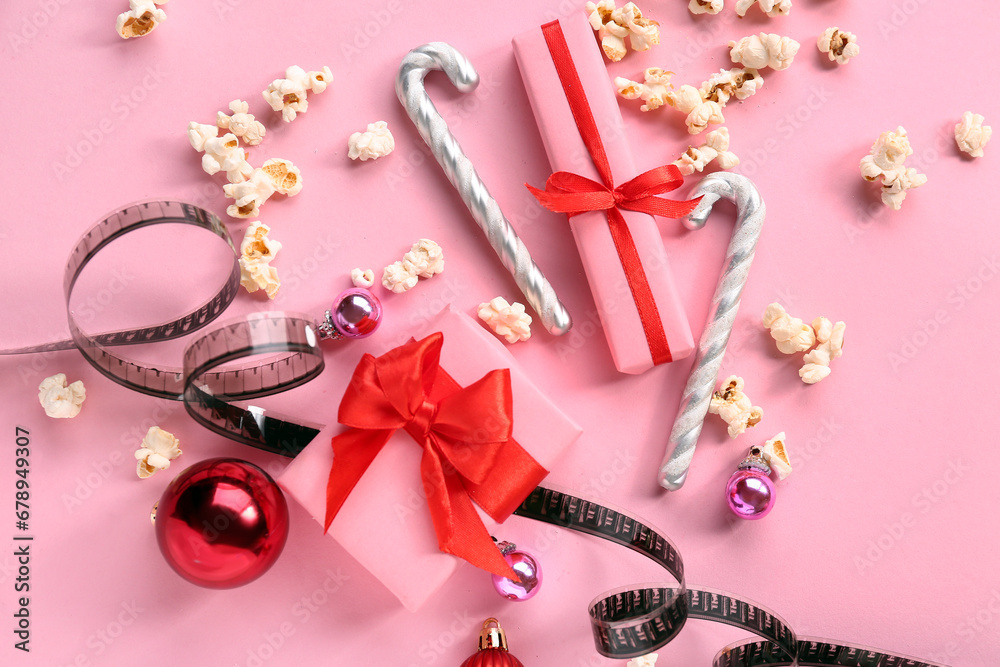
[460,618,524,667]
[153,458,289,588]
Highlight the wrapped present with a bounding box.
[513,13,699,374]
[278,306,581,611]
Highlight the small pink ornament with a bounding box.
[318,288,382,340]
[491,541,542,601]
[725,446,775,520]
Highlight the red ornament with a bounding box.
[460,618,524,667]
[154,458,289,588]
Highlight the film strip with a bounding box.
[514,486,949,667]
[3,200,324,456]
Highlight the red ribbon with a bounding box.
[527,20,702,366]
[324,332,547,579]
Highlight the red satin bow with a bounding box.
[527,163,697,220]
[325,332,544,579]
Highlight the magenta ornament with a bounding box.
[154,458,289,588]
[332,288,382,338]
[491,542,542,601]
[725,446,775,520]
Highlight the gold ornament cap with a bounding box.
[477,618,509,651]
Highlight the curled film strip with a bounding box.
[3,200,323,456]
[514,486,949,667]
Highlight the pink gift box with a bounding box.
[277,305,582,611]
[513,13,695,374]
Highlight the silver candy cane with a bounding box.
[658,172,766,491]
[396,43,572,336]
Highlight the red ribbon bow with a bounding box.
[325,333,545,579]
[525,20,702,365]
[527,164,697,220]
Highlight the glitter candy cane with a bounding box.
[396,43,572,336]
[658,172,765,491]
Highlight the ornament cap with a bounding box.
[477,618,509,652]
[737,445,771,474]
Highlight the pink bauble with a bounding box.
[726,468,775,520]
[491,549,543,601]
[332,288,382,338]
[155,458,289,588]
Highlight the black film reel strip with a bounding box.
[4,200,324,456]
[514,486,948,666]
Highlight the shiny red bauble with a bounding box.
[460,619,524,667]
[154,458,289,588]
[460,649,524,667]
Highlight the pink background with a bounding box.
[1,1,997,665]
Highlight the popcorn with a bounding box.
[348,121,395,161]
[614,68,675,112]
[817,27,860,65]
[585,1,660,62]
[188,125,254,184]
[187,122,218,152]
[761,432,792,480]
[880,167,928,211]
[799,316,845,384]
[478,297,533,344]
[667,84,725,135]
[217,100,266,146]
[674,127,739,176]
[238,221,282,298]
[380,239,445,293]
[861,126,912,172]
[688,0,722,14]
[762,302,815,354]
[734,0,791,17]
[708,375,763,438]
[382,261,419,293]
[38,374,86,419]
[616,2,660,52]
[859,127,927,210]
[955,112,992,158]
[263,66,333,122]
[402,239,445,278]
[260,158,303,195]
[116,0,168,39]
[618,67,761,135]
[699,68,763,106]
[627,654,659,667]
[729,33,800,71]
[351,268,375,288]
[134,426,182,479]
[223,158,302,218]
